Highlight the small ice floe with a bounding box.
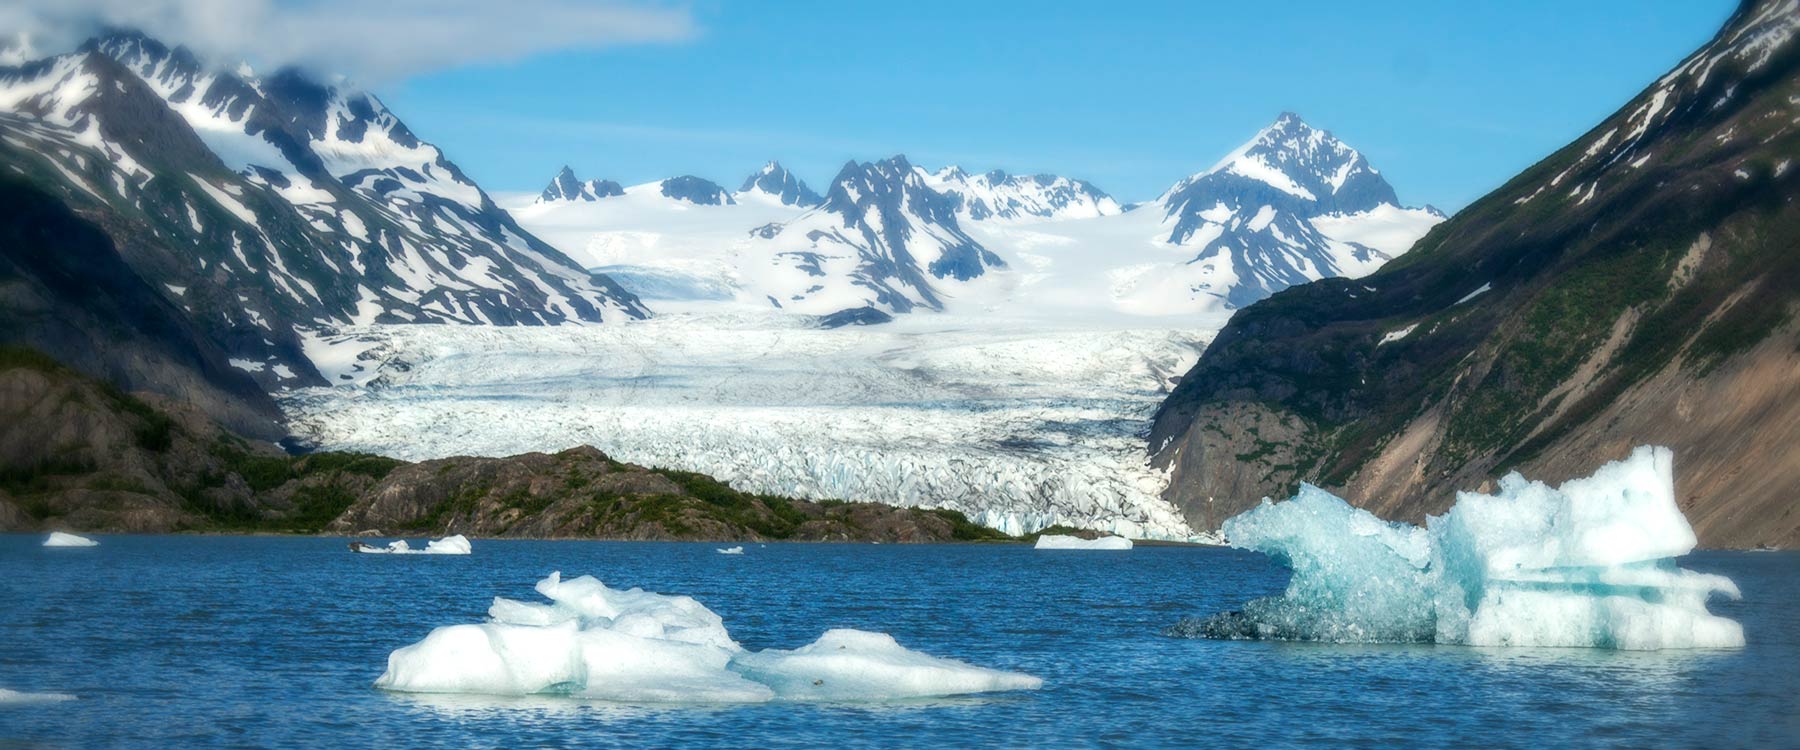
[42,531,99,548]
[1034,534,1133,550]
[1173,446,1745,650]
[716,546,745,555]
[350,534,472,555]
[0,688,76,704]
[375,571,1042,703]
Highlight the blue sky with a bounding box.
[377,0,1735,211]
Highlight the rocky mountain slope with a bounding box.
[538,166,624,203]
[0,32,646,423]
[1149,0,1800,548]
[0,346,1002,542]
[739,161,822,207]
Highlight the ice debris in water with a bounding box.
[0,688,76,704]
[1034,534,1133,550]
[716,546,745,555]
[1172,446,1745,650]
[42,531,98,547]
[376,571,1043,702]
[352,534,471,555]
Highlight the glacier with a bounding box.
[376,572,1042,703]
[1171,446,1745,650]
[283,311,1220,540]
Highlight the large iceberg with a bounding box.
[1173,446,1745,650]
[42,531,98,547]
[376,572,1042,702]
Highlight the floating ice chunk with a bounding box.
[42,531,98,547]
[423,535,472,554]
[377,572,1041,703]
[1034,534,1133,550]
[729,629,1045,701]
[0,688,76,704]
[351,534,471,555]
[717,546,745,555]
[1175,446,1745,650]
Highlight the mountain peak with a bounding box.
[739,161,820,207]
[1169,113,1399,219]
[660,175,734,205]
[917,163,1122,222]
[538,167,624,203]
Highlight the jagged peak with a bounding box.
[739,161,820,206]
[537,166,624,203]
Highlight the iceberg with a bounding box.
[377,572,1042,703]
[1173,446,1745,650]
[350,534,471,555]
[42,531,98,547]
[716,546,744,555]
[0,688,76,704]
[1034,534,1133,550]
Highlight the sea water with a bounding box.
[0,535,1793,748]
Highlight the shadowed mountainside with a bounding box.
[1149,0,1800,549]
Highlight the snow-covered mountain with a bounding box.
[0,32,647,389]
[538,166,624,203]
[510,115,1439,320]
[919,166,1122,221]
[739,161,822,207]
[1146,112,1444,308]
[739,155,1007,314]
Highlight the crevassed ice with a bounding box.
[283,317,1217,541]
[1173,446,1745,650]
[376,572,1043,702]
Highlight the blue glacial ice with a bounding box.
[376,572,1042,702]
[1173,446,1745,650]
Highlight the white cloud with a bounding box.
[0,0,695,83]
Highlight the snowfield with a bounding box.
[282,310,1222,540]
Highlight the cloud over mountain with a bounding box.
[0,0,695,83]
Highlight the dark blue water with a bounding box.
[1,535,1794,749]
